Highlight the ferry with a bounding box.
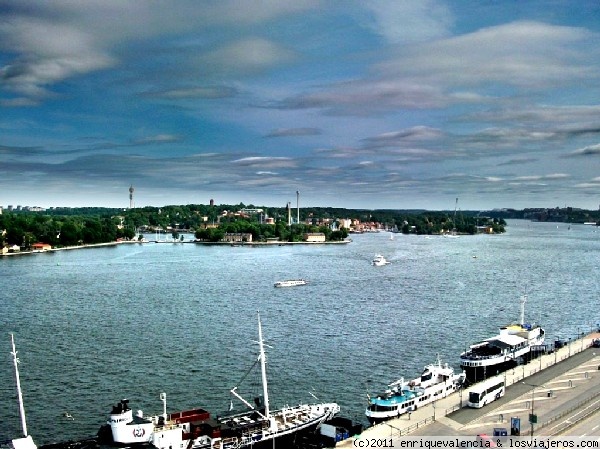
[460,295,545,384]
[274,279,307,287]
[98,313,339,449]
[365,357,466,424]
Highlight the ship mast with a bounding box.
[257,312,270,419]
[10,334,29,437]
[520,294,527,325]
[453,197,458,232]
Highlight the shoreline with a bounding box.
[1,238,352,256]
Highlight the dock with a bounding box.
[335,332,600,446]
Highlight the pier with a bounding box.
[335,331,600,446]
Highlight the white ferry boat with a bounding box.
[99,313,339,449]
[274,279,308,287]
[459,295,545,384]
[365,357,465,424]
[372,254,390,266]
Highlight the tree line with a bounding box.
[1,203,510,249]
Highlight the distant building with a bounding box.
[239,208,264,215]
[303,232,326,243]
[222,233,253,243]
[32,242,52,251]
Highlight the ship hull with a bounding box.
[98,422,325,449]
[460,358,518,384]
[236,422,323,449]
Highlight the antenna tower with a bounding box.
[129,185,135,209]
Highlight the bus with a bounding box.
[467,377,505,408]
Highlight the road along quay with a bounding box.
[333,332,600,447]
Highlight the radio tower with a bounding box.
[129,185,135,209]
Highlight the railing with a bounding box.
[535,390,600,436]
[395,416,436,437]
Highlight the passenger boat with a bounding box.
[274,279,307,287]
[1,335,38,449]
[98,313,339,449]
[365,356,465,424]
[372,254,390,266]
[459,295,545,384]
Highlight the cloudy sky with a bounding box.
[2,1,600,210]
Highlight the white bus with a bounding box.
[467,377,505,408]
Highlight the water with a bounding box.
[1,220,598,444]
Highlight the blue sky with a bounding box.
[1,1,600,210]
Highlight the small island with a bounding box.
[14,202,599,255]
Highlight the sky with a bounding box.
[1,1,600,211]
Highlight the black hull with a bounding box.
[461,359,517,384]
[461,348,546,384]
[367,414,403,426]
[236,422,325,449]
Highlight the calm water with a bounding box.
[1,220,599,444]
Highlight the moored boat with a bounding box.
[459,295,545,384]
[274,279,307,287]
[98,313,339,449]
[365,356,465,424]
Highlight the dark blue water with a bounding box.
[1,220,598,444]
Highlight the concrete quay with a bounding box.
[334,332,600,447]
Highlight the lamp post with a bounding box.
[568,337,572,357]
[433,401,436,421]
[523,382,544,441]
[383,421,400,438]
[554,337,558,364]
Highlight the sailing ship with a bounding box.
[1,334,38,449]
[459,295,545,383]
[99,313,339,449]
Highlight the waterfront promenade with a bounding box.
[335,332,600,446]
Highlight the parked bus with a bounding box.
[467,377,505,408]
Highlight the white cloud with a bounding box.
[378,21,598,89]
[361,0,453,44]
[202,38,296,76]
[0,1,317,101]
